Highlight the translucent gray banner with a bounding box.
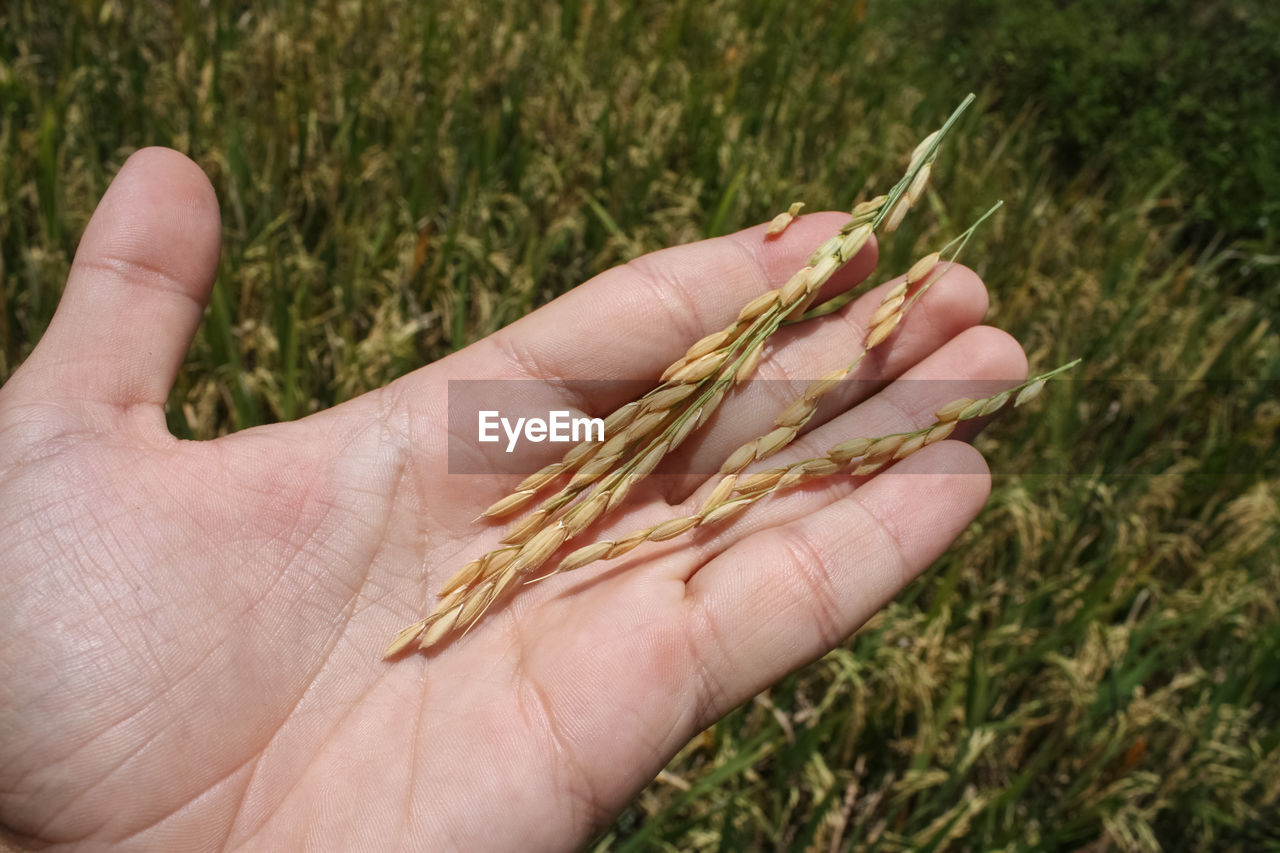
[446,378,1278,477]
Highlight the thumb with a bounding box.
[10,147,221,432]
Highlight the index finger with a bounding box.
[438,212,878,413]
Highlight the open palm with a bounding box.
[0,150,1023,850]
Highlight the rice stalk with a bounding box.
[386,96,995,657]
[719,202,1003,476]
[543,361,1078,579]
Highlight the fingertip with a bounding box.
[912,262,988,334]
[850,439,992,586]
[18,147,224,420]
[935,326,1029,388]
[679,436,994,718]
[908,438,993,501]
[935,262,988,313]
[71,147,222,307]
[120,146,217,200]
[97,147,222,266]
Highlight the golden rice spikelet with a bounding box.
[668,410,703,450]
[701,474,739,513]
[870,294,905,328]
[828,436,872,464]
[906,163,932,205]
[738,289,781,322]
[434,583,466,613]
[863,434,907,464]
[779,266,814,305]
[596,429,632,460]
[777,457,842,490]
[766,211,794,236]
[701,496,758,525]
[501,508,551,545]
[906,251,941,285]
[695,388,727,427]
[909,130,940,171]
[486,547,519,577]
[802,458,841,477]
[851,194,887,220]
[558,541,614,573]
[935,397,974,423]
[925,420,958,444]
[492,562,524,599]
[631,440,670,479]
[804,367,848,400]
[642,383,699,412]
[568,452,622,489]
[1015,379,1047,407]
[807,254,842,290]
[882,195,912,233]
[607,529,651,559]
[734,345,765,383]
[776,467,808,490]
[776,397,818,428]
[808,235,843,264]
[669,351,727,383]
[660,358,690,383]
[683,328,732,361]
[866,312,902,348]
[383,619,429,658]
[602,401,641,435]
[756,426,799,458]
[438,557,485,597]
[892,433,927,460]
[647,516,700,542]
[481,488,538,519]
[511,523,569,575]
[563,493,609,536]
[838,224,874,262]
[419,605,463,650]
[851,457,889,477]
[516,463,563,493]
[765,202,804,235]
[562,439,600,468]
[625,410,671,443]
[458,581,497,624]
[737,467,788,493]
[604,477,634,513]
[720,440,759,475]
[978,390,1011,417]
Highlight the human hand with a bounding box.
[0,149,1024,850]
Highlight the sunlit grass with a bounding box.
[2,1,1277,848]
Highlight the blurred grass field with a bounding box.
[2,1,1279,849]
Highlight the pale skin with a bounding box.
[0,149,1025,851]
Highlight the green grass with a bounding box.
[2,1,1278,849]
